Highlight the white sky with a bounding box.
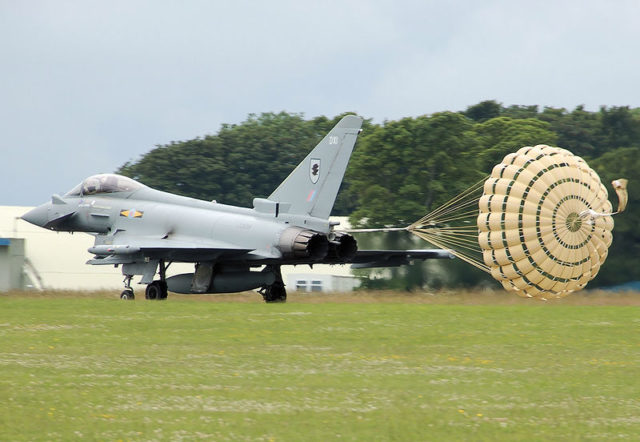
[2,0,639,205]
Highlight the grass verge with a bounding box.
[1,291,639,440]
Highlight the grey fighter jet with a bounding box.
[22,115,452,302]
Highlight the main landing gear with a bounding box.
[259,265,287,303]
[120,260,169,301]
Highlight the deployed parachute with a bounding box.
[477,145,614,298]
[408,145,628,299]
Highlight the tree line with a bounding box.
[118,102,640,289]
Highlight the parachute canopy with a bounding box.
[408,144,627,300]
[477,145,615,299]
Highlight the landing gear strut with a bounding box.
[259,265,287,303]
[145,260,169,300]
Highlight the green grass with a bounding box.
[1,293,639,441]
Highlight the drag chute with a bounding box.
[476,145,619,299]
[407,145,628,299]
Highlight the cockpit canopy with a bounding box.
[65,174,145,197]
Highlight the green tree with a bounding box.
[539,106,602,158]
[348,112,479,228]
[470,117,557,172]
[539,105,640,159]
[597,106,640,154]
[501,104,539,119]
[463,100,503,122]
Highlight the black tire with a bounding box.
[263,281,287,303]
[145,281,168,300]
[145,282,160,300]
[120,290,135,300]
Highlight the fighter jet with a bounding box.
[22,115,452,302]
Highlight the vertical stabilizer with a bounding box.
[268,115,363,219]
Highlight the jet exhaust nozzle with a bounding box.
[278,227,329,260]
[328,233,358,261]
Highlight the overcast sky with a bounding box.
[2,0,639,206]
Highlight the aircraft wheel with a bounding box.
[145,282,160,300]
[263,281,287,303]
[120,289,135,300]
[145,281,168,300]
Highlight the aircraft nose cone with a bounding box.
[21,204,49,227]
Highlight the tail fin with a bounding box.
[268,115,363,219]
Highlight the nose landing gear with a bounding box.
[120,275,135,300]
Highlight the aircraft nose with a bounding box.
[21,204,49,227]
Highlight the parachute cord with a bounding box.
[416,196,481,223]
[413,230,490,273]
[409,178,486,229]
[403,177,489,273]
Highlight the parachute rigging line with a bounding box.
[408,177,489,272]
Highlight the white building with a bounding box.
[288,273,360,293]
[0,207,359,293]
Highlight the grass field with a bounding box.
[1,290,639,441]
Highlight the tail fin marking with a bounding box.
[268,115,363,219]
